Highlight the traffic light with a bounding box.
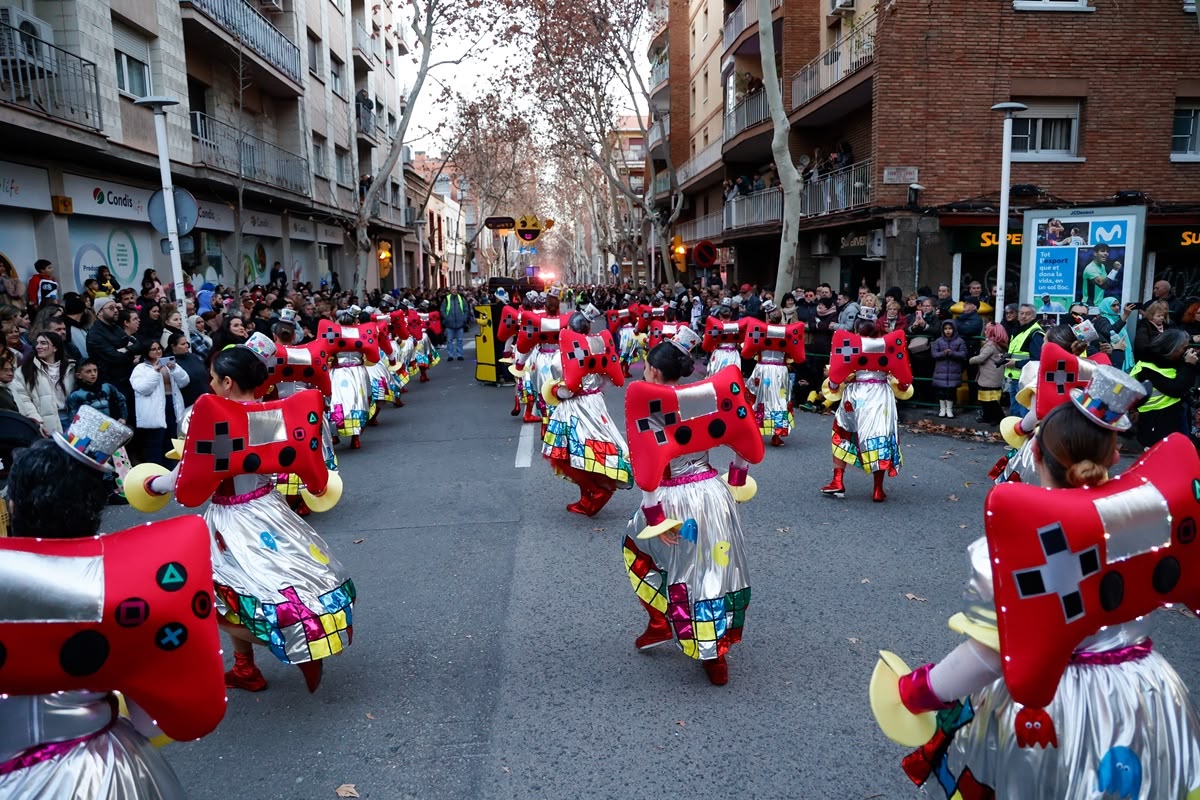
[671,235,686,273]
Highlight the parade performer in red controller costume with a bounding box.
[0,406,225,799]
[541,308,633,516]
[742,302,805,448]
[869,365,1200,800]
[821,307,912,502]
[127,342,353,695]
[622,349,764,686]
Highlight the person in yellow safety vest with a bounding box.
[1002,304,1044,416]
[1129,328,1198,449]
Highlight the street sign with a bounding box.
[161,237,195,255]
[610,263,619,276]
[693,239,717,268]
[148,187,199,236]
[484,216,515,231]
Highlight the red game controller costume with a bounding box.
[126,390,353,696]
[702,316,746,377]
[611,304,642,375]
[255,339,333,399]
[622,365,765,685]
[647,320,691,350]
[540,327,631,516]
[320,319,378,446]
[822,329,912,502]
[515,312,569,427]
[869,370,1200,800]
[407,308,440,381]
[741,320,806,446]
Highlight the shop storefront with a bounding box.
[317,223,345,289]
[286,216,316,286]
[943,220,1024,301]
[835,228,885,294]
[1146,224,1200,301]
[191,199,235,287]
[0,160,52,284]
[241,211,282,286]
[63,173,158,293]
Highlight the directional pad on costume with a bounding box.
[1012,523,1099,623]
[635,400,678,445]
[195,423,246,471]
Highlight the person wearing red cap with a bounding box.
[739,284,762,319]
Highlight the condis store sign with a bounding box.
[63,174,153,222]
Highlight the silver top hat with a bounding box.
[278,308,298,324]
[761,299,778,314]
[580,303,602,321]
[1069,364,1148,431]
[667,325,702,354]
[53,405,133,473]
[857,306,878,322]
[241,331,277,363]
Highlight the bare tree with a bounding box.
[352,0,498,295]
[504,0,684,285]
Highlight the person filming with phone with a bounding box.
[130,339,189,467]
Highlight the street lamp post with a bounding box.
[990,101,1027,323]
[134,96,189,333]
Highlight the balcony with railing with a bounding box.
[677,140,722,185]
[355,108,376,144]
[352,21,374,71]
[180,0,301,86]
[648,114,669,155]
[724,186,781,231]
[723,86,773,141]
[790,13,876,110]
[651,172,671,197]
[677,212,722,244]
[191,111,310,196]
[800,158,873,216]
[650,58,669,90]
[722,0,782,51]
[0,22,103,133]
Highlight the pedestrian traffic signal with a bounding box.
[672,236,686,272]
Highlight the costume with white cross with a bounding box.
[869,366,1200,800]
[827,330,910,478]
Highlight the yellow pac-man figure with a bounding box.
[515,215,543,243]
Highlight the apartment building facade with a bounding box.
[651,0,1200,300]
[0,0,425,296]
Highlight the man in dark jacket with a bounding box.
[955,297,984,351]
[85,296,138,424]
[441,287,471,361]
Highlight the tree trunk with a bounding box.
[756,0,803,302]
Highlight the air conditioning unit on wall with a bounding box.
[0,7,57,73]
[259,0,283,11]
[830,0,855,14]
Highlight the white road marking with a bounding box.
[515,423,537,468]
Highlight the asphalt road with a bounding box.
[104,353,1200,800]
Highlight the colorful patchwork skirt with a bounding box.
[366,359,395,404]
[207,482,354,666]
[747,359,793,437]
[706,344,741,377]
[623,465,750,661]
[330,363,372,438]
[832,375,902,474]
[541,389,632,486]
[618,325,641,367]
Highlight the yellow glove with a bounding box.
[542,379,564,408]
[869,650,938,747]
[301,471,343,512]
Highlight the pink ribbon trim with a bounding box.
[212,484,274,505]
[1070,638,1153,666]
[0,709,115,777]
[661,468,717,487]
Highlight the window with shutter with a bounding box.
[112,19,152,97]
[1010,100,1082,161]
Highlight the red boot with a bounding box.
[510,395,521,416]
[872,471,887,503]
[635,601,673,650]
[770,433,784,447]
[393,397,405,408]
[350,435,362,450]
[225,651,267,692]
[297,659,323,693]
[702,654,729,685]
[295,498,311,517]
[419,367,429,383]
[522,403,540,424]
[583,476,615,515]
[821,467,846,498]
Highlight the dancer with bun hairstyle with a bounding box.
[134,344,355,695]
[869,365,1200,799]
[622,341,758,686]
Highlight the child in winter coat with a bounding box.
[968,322,1009,424]
[931,319,967,418]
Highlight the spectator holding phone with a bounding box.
[130,340,189,466]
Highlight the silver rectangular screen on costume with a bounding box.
[543,319,562,333]
[676,383,718,421]
[289,349,313,366]
[0,552,103,622]
[862,338,886,354]
[247,409,287,446]
[767,325,786,338]
[1094,482,1171,564]
[722,324,739,335]
[586,335,606,355]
